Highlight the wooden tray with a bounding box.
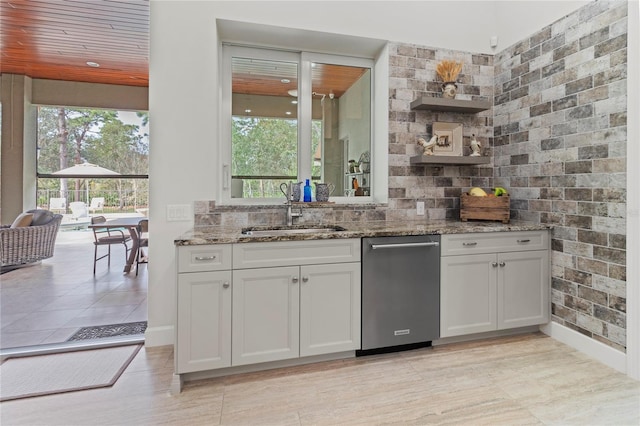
[460,193,510,223]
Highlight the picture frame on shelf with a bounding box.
[433,122,463,156]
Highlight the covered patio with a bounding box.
[0,217,147,351]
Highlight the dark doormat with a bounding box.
[66,321,147,341]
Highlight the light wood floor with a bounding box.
[1,333,638,425]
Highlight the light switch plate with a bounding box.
[167,204,192,221]
[416,201,425,216]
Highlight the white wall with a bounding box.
[147,1,221,345]
[147,0,592,345]
[492,0,592,50]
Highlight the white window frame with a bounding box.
[220,45,376,204]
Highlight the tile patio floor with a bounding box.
[0,225,147,350]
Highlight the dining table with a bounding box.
[89,217,148,273]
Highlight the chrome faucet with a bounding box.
[284,181,302,226]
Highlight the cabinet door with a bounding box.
[300,263,361,357]
[497,250,549,329]
[441,253,497,337]
[232,266,300,366]
[176,271,231,373]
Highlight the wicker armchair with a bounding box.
[0,211,63,267]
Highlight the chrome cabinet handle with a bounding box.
[292,277,299,283]
[499,261,506,267]
[370,242,439,250]
[517,239,531,243]
[462,242,477,246]
[302,276,309,283]
[223,281,230,289]
[492,262,498,267]
[195,255,216,261]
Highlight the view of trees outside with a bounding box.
[37,107,149,212]
[232,116,322,198]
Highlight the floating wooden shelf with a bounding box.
[410,97,491,113]
[410,155,491,165]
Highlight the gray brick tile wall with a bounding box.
[494,0,627,350]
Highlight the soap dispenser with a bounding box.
[303,179,312,202]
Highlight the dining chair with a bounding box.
[91,215,131,274]
[135,219,149,276]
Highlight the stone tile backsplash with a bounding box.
[195,1,627,351]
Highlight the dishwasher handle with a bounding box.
[370,241,440,250]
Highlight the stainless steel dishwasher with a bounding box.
[359,235,440,354]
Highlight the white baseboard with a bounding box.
[540,322,627,374]
[144,325,175,347]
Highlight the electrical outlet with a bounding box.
[416,201,425,216]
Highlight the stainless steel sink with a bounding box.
[241,225,346,237]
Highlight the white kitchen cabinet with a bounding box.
[232,239,361,365]
[232,266,300,366]
[232,261,361,364]
[441,253,497,336]
[440,231,549,338]
[299,263,361,357]
[176,245,232,374]
[497,250,549,329]
[176,239,361,374]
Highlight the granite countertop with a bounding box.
[175,220,551,246]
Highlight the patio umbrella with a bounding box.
[52,162,120,203]
[52,162,120,178]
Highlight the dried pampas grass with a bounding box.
[436,60,463,83]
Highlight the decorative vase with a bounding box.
[291,182,303,201]
[315,183,335,202]
[442,82,458,99]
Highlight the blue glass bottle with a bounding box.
[303,179,312,202]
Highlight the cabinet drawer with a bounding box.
[178,245,232,273]
[441,231,548,256]
[233,239,361,269]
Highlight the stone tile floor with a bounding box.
[0,227,147,350]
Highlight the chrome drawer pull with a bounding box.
[195,255,216,261]
[499,261,506,267]
[370,242,439,250]
[517,239,531,243]
[462,242,477,246]
[223,281,230,289]
[492,262,498,267]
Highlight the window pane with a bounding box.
[37,107,148,175]
[35,106,149,210]
[311,63,371,196]
[231,56,298,198]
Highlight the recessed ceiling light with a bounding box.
[244,109,252,113]
[291,100,298,104]
[281,79,290,84]
[86,61,100,67]
[287,89,298,97]
[285,111,292,115]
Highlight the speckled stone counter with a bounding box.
[175,220,551,245]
